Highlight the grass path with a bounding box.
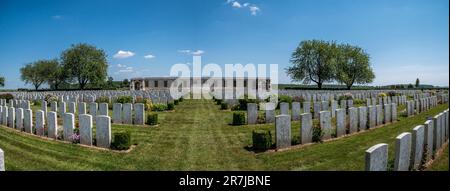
[0,99,448,170]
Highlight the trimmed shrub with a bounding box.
[152,104,167,112]
[353,98,365,105]
[116,96,133,104]
[111,131,132,150]
[33,99,42,106]
[167,103,175,110]
[146,113,158,125]
[96,96,110,103]
[312,121,324,143]
[179,97,184,102]
[292,96,305,103]
[252,130,272,151]
[44,94,58,104]
[174,100,179,105]
[220,102,228,110]
[216,99,223,105]
[232,112,246,125]
[135,98,152,111]
[387,91,397,97]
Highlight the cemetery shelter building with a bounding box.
[130,77,271,92]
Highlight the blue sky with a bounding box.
[0,0,448,89]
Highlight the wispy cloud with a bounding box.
[116,64,134,73]
[226,1,260,16]
[52,15,62,20]
[113,50,135,59]
[178,49,205,55]
[144,54,155,59]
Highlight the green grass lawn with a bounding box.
[427,144,449,171]
[0,99,448,170]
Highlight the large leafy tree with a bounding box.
[45,59,68,90]
[415,78,420,88]
[335,44,375,90]
[287,40,338,89]
[61,43,108,90]
[20,60,49,90]
[0,76,4,87]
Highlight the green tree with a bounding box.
[122,79,130,88]
[20,61,50,90]
[61,43,108,90]
[415,78,420,88]
[408,84,414,89]
[107,76,114,89]
[335,44,375,90]
[287,40,338,89]
[45,59,68,90]
[0,76,4,87]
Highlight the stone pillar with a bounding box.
[247,103,257,125]
[134,103,145,125]
[320,111,332,140]
[411,125,424,170]
[96,115,111,148]
[348,107,358,134]
[365,143,388,171]
[394,132,412,171]
[336,108,346,137]
[35,110,45,136]
[63,113,75,142]
[47,111,58,139]
[79,114,93,146]
[300,113,312,144]
[24,109,32,134]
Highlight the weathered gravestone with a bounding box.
[411,125,424,170]
[35,110,45,136]
[78,102,86,115]
[265,103,275,123]
[24,109,32,133]
[63,113,75,142]
[424,120,434,161]
[276,115,291,149]
[89,102,97,117]
[0,148,4,171]
[394,132,411,171]
[113,103,122,124]
[47,111,58,139]
[291,102,300,121]
[8,107,15,128]
[433,114,442,152]
[320,111,332,140]
[99,103,109,116]
[391,103,397,122]
[313,102,321,119]
[359,106,367,131]
[376,105,383,126]
[300,113,312,144]
[280,102,289,115]
[336,108,346,137]
[247,103,257,125]
[96,115,111,149]
[123,103,133,124]
[302,102,310,114]
[348,107,358,134]
[15,108,23,131]
[384,104,391,124]
[365,143,388,171]
[134,103,145,125]
[79,114,93,146]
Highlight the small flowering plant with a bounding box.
[71,128,80,144]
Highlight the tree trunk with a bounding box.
[317,82,323,89]
[347,85,352,90]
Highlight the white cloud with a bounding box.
[178,50,191,54]
[178,49,205,55]
[118,66,134,73]
[113,50,135,59]
[52,15,62,19]
[191,50,205,55]
[117,64,126,68]
[249,6,260,15]
[144,54,155,59]
[243,3,249,7]
[232,1,242,8]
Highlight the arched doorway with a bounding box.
[135,81,141,90]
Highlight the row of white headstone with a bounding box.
[0,106,112,148]
[365,109,449,171]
